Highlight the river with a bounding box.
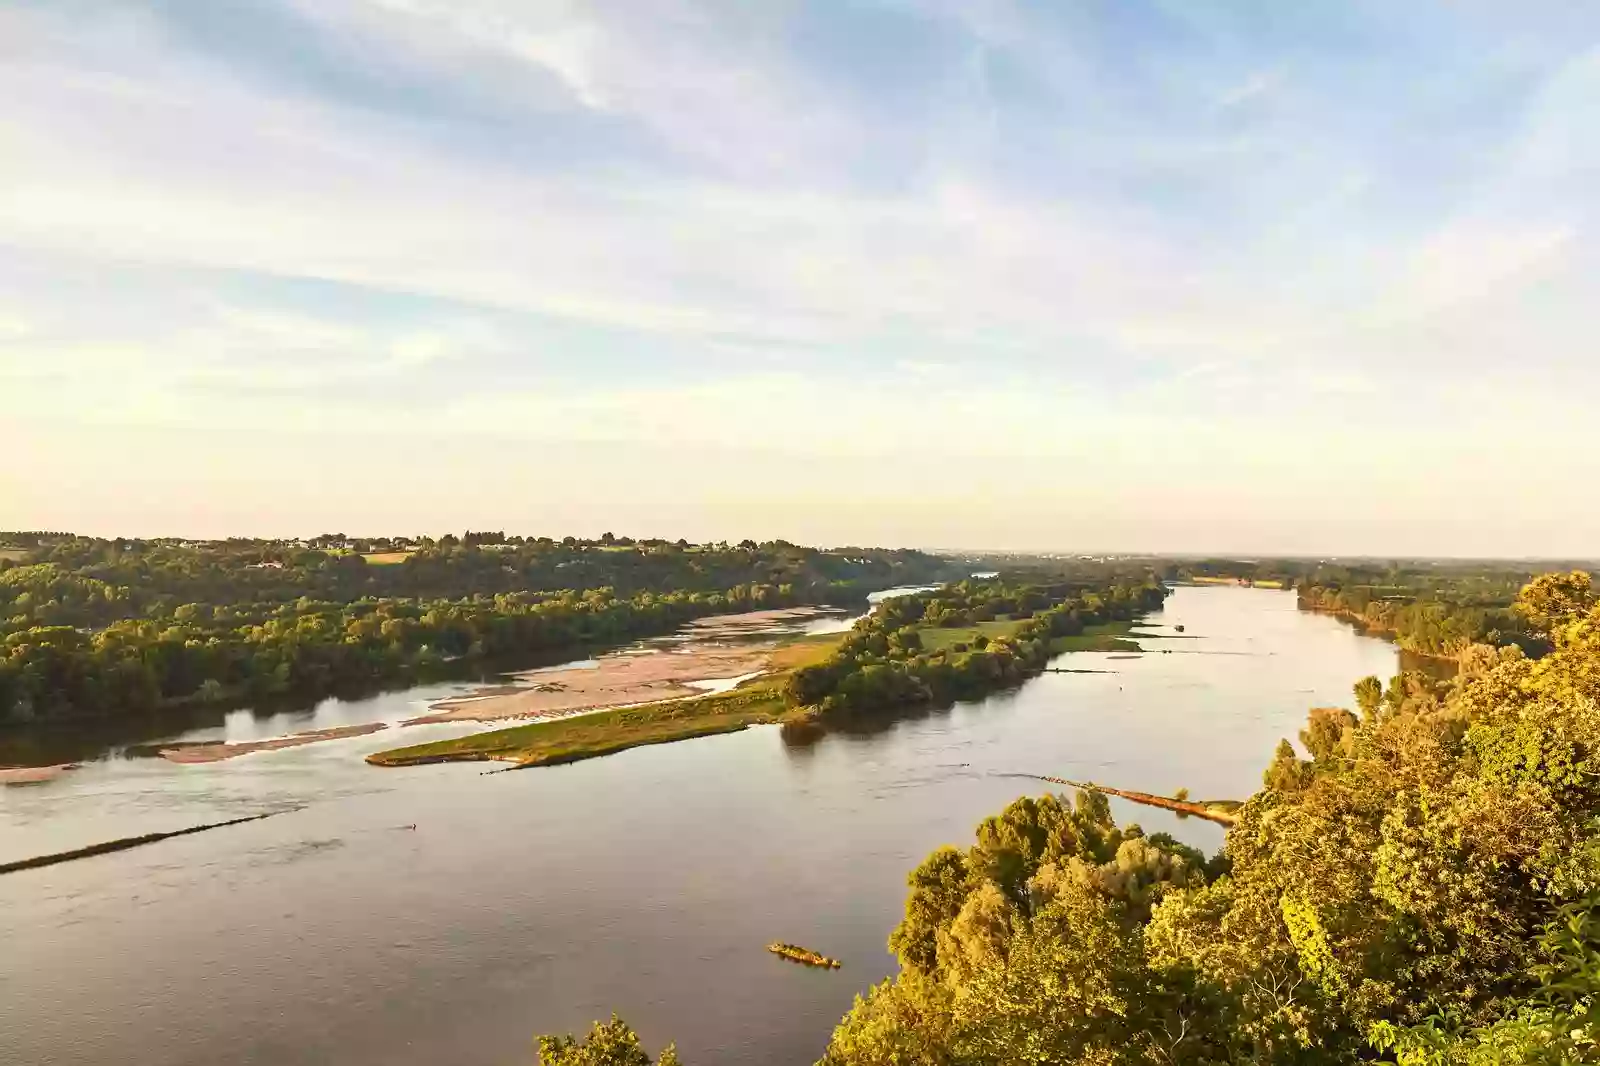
[0,586,1398,1066]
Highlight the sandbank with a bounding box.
[0,763,78,786]
[159,723,389,764]
[407,643,775,724]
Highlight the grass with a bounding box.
[0,548,29,562]
[1048,621,1144,654]
[361,551,414,565]
[919,617,1025,653]
[367,633,840,769]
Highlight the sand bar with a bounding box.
[0,763,78,786]
[159,723,389,764]
[678,606,837,637]
[407,643,777,724]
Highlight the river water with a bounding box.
[0,586,1397,1066]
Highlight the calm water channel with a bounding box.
[0,586,1398,1066]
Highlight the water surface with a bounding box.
[0,587,1397,1066]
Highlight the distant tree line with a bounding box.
[1295,574,1548,658]
[0,532,957,725]
[0,534,951,634]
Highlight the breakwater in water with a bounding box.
[997,773,1241,826]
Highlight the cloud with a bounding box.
[1,1,1598,552]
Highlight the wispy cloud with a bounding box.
[1,0,1597,552]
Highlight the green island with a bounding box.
[539,570,1600,1066]
[366,577,1169,768]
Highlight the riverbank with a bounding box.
[1297,603,1466,664]
[367,634,839,768]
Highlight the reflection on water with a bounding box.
[1,587,1398,1066]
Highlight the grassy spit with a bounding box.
[1047,620,1145,653]
[366,633,839,769]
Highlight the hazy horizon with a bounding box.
[4,2,1598,557]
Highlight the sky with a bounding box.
[2,1,1597,556]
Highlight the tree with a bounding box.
[536,1015,681,1066]
[1354,675,1383,721]
[1516,571,1595,639]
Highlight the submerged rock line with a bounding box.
[0,809,298,875]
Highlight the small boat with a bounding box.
[767,942,841,969]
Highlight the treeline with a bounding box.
[0,530,957,726]
[1295,571,1549,658]
[0,585,803,725]
[0,534,952,636]
[785,579,1168,718]
[811,570,1600,1065]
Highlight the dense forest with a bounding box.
[0,533,954,724]
[543,571,1599,1065]
[786,579,1168,719]
[1292,565,1561,659]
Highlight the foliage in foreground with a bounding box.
[819,570,1600,1065]
[537,1015,681,1066]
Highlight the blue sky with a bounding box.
[2,1,1597,554]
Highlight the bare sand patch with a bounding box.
[0,763,78,786]
[406,643,777,725]
[679,606,834,636]
[159,723,389,764]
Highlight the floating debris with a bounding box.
[767,942,841,969]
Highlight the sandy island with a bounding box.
[404,606,840,726]
[678,606,836,636]
[407,644,775,724]
[159,723,389,764]
[148,608,846,761]
[0,763,79,786]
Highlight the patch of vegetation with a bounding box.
[1048,621,1143,653]
[917,617,1025,653]
[369,685,792,768]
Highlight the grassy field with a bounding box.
[1048,621,1144,654]
[919,617,1025,653]
[367,632,840,769]
[0,548,29,562]
[361,551,414,565]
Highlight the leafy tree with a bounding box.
[537,1015,681,1066]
